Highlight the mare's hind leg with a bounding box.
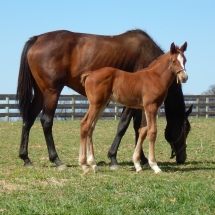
[107,107,133,170]
[80,104,106,173]
[19,86,43,167]
[40,89,66,170]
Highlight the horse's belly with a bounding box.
[110,94,143,109]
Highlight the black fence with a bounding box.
[0,94,215,121]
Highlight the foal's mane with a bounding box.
[146,44,181,70]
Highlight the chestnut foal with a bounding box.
[80,42,188,174]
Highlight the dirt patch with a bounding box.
[35,177,70,187]
[0,180,27,193]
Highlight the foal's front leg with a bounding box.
[145,105,162,174]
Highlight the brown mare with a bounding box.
[80,42,188,174]
[16,29,190,169]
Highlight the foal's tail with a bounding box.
[16,36,37,121]
[81,72,91,87]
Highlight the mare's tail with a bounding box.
[81,72,91,87]
[16,36,37,121]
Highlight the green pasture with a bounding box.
[0,119,215,214]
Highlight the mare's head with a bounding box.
[164,75,192,164]
[165,104,192,164]
[169,42,188,84]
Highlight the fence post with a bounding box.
[206,97,209,118]
[5,96,9,122]
[115,104,118,120]
[196,98,199,118]
[157,107,160,119]
[71,96,75,120]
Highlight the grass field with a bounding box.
[0,118,215,214]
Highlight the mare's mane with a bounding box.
[125,29,164,53]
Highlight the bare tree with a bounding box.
[202,84,215,95]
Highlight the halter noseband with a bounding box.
[168,121,187,159]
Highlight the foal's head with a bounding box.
[169,42,188,83]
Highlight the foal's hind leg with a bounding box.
[133,126,148,172]
[80,104,106,173]
[40,89,66,170]
[133,109,148,165]
[19,86,43,167]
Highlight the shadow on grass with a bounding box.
[62,160,215,172]
[108,160,215,172]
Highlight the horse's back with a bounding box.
[26,29,163,95]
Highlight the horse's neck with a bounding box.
[149,55,175,88]
[165,81,186,120]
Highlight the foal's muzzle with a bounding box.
[177,69,188,83]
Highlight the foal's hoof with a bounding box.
[110,165,120,171]
[136,169,143,173]
[92,165,99,173]
[57,164,67,171]
[155,169,162,174]
[82,165,90,174]
[136,167,143,173]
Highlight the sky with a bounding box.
[0,1,215,95]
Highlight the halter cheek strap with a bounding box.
[168,122,187,159]
[168,57,186,75]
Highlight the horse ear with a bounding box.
[180,42,187,52]
[186,104,193,118]
[170,42,176,54]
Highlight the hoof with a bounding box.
[82,165,90,174]
[57,164,67,171]
[141,158,148,166]
[136,168,143,173]
[149,160,162,174]
[92,165,99,173]
[155,169,162,174]
[24,163,34,168]
[110,165,120,171]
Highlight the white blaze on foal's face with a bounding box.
[177,54,185,69]
[177,53,188,82]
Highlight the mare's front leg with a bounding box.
[80,104,105,173]
[145,105,162,174]
[40,90,66,170]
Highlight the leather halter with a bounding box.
[168,121,187,159]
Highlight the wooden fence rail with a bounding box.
[0,94,215,121]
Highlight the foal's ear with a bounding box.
[170,42,176,54]
[180,42,187,52]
